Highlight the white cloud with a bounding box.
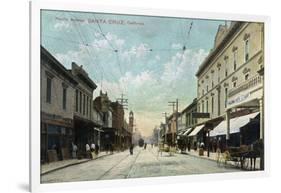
[171,43,182,49]
[161,48,208,83]
[155,55,161,61]
[54,21,71,31]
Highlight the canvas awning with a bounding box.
[188,125,205,137]
[178,129,186,136]
[210,112,259,137]
[183,128,193,136]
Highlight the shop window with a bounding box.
[83,94,86,115]
[245,39,250,62]
[233,50,238,71]
[86,96,89,116]
[47,125,60,134]
[225,88,228,108]
[79,92,82,113]
[75,90,79,112]
[211,96,214,114]
[245,74,249,80]
[62,87,67,110]
[46,77,52,103]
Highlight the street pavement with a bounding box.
[41,146,240,183]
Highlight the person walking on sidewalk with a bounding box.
[95,144,99,155]
[85,143,92,159]
[72,142,78,159]
[129,144,134,155]
[90,143,95,152]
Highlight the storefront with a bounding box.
[210,112,260,147]
[41,113,73,163]
[187,125,205,150]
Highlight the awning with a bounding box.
[93,127,104,132]
[178,130,186,136]
[183,128,193,136]
[178,125,188,135]
[210,112,259,137]
[188,125,205,137]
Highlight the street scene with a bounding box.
[41,146,239,183]
[40,10,264,183]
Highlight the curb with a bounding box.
[41,153,110,176]
[179,152,241,169]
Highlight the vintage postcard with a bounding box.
[35,6,266,186]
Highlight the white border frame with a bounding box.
[30,1,271,192]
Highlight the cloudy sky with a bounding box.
[41,10,225,137]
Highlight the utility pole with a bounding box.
[162,112,167,145]
[116,93,128,151]
[117,93,128,110]
[168,99,179,146]
[176,99,179,146]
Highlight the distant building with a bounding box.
[93,91,113,150]
[111,101,125,149]
[129,111,134,134]
[177,98,198,148]
[166,112,177,146]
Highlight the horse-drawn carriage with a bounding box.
[158,143,177,156]
[216,139,263,170]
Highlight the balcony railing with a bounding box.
[228,74,262,97]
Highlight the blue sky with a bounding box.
[41,10,226,136]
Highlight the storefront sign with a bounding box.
[227,92,250,107]
[192,112,210,118]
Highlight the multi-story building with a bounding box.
[166,113,177,146]
[93,91,113,150]
[195,22,264,148]
[177,98,198,148]
[71,62,98,150]
[111,101,125,149]
[41,46,78,162]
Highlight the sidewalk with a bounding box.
[41,151,110,175]
[180,149,261,170]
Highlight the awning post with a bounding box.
[226,110,230,141]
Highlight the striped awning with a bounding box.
[210,112,259,137]
[188,125,205,137]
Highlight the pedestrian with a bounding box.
[200,141,205,149]
[129,144,134,155]
[72,142,78,159]
[95,144,99,155]
[109,144,113,154]
[187,141,191,152]
[85,143,92,159]
[90,143,95,152]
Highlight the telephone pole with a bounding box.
[168,99,179,146]
[162,112,167,144]
[116,93,128,150]
[117,93,128,110]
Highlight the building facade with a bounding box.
[71,62,98,150]
[93,91,113,150]
[195,22,264,149]
[41,46,78,163]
